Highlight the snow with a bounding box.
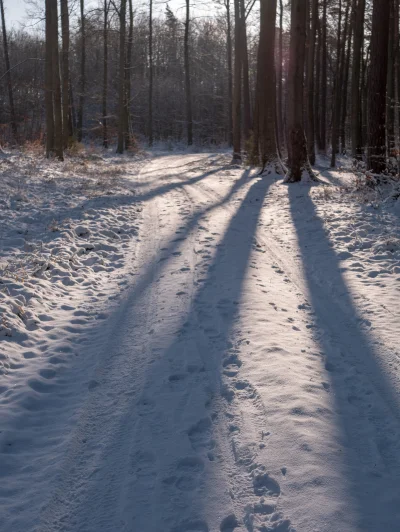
[1,151,400,531]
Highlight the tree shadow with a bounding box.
[287,185,400,531]
[1,167,265,531]
[37,175,272,531]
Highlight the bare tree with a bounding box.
[306,0,318,164]
[117,0,126,154]
[0,0,18,142]
[255,0,279,172]
[102,0,110,148]
[77,0,85,142]
[225,0,233,147]
[148,0,153,146]
[351,0,365,159]
[60,0,70,148]
[232,0,242,161]
[184,0,193,145]
[285,0,315,182]
[367,0,390,173]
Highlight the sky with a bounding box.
[3,0,223,28]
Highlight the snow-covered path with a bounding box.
[2,153,400,532]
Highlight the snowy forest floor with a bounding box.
[1,149,400,532]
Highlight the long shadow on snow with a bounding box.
[46,175,272,531]
[287,186,400,531]
[3,168,256,531]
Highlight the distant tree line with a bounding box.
[0,0,397,181]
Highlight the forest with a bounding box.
[0,0,396,180]
[1,1,400,532]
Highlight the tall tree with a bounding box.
[367,0,390,173]
[306,0,318,164]
[184,0,193,145]
[60,0,70,148]
[117,0,126,154]
[320,0,327,152]
[232,0,242,161]
[239,0,251,141]
[255,0,279,171]
[225,0,233,146]
[0,0,18,142]
[45,0,55,157]
[148,0,153,146]
[77,0,85,142]
[386,0,397,158]
[340,9,353,154]
[286,0,315,182]
[351,0,365,159]
[45,0,63,159]
[125,0,134,150]
[277,0,284,150]
[102,0,109,148]
[330,0,343,168]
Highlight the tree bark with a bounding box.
[232,0,242,161]
[320,0,327,152]
[315,18,322,150]
[184,0,193,146]
[240,0,251,141]
[256,0,278,170]
[286,0,314,181]
[340,9,353,154]
[60,0,70,148]
[117,0,126,154]
[103,0,109,148]
[386,0,396,158]
[330,0,342,168]
[45,0,55,157]
[77,0,85,142]
[148,0,153,146]
[307,0,318,164]
[225,0,233,147]
[277,0,284,150]
[0,0,18,143]
[367,0,390,173]
[51,0,63,160]
[351,0,365,159]
[125,0,133,150]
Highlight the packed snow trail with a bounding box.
[1,153,400,532]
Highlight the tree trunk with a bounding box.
[315,18,322,150]
[184,0,193,146]
[51,0,63,160]
[232,0,242,161]
[240,0,251,141]
[125,0,133,150]
[386,0,397,159]
[254,0,278,171]
[103,0,109,148]
[307,0,318,165]
[148,0,153,146]
[286,0,314,181]
[277,0,284,150]
[226,0,233,147]
[117,0,126,154]
[367,0,390,173]
[0,0,18,143]
[60,0,70,148]
[77,0,85,142]
[320,0,327,152]
[330,0,342,168]
[45,0,55,157]
[340,10,353,154]
[351,0,365,159]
